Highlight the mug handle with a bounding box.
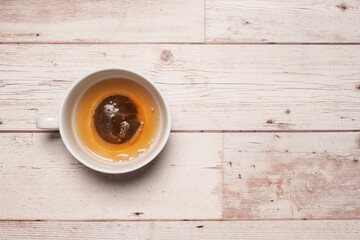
[36,116,59,130]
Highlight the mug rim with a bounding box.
[59,67,171,174]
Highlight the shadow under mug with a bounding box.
[36,68,171,174]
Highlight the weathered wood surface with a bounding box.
[1,44,360,131]
[1,220,360,240]
[206,0,360,43]
[223,132,360,219]
[2,0,360,44]
[1,0,359,237]
[0,133,222,219]
[0,0,204,43]
[1,132,360,220]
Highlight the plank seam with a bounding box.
[1,42,360,45]
[0,218,359,222]
[221,132,224,219]
[1,130,360,134]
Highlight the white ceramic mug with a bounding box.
[36,68,171,174]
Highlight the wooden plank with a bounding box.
[0,0,204,43]
[0,132,222,219]
[1,220,360,239]
[206,0,360,43]
[1,44,360,131]
[223,132,360,219]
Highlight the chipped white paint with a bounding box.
[0,0,204,43]
[223,132,360,219]
[0,133,222,219]
[1,220,360,240]
[206,0,360,42]
[1,0,360,237]
[1,45,360,131]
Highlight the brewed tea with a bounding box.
[75,78,160,162]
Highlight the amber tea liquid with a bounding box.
[75,78,160,162]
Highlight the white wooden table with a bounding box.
[1,0,360,239]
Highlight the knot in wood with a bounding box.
[336,2,347,10]
[160,50,173,64]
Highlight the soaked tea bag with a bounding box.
[93,95,143,144]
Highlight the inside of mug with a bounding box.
[60,69,170,173]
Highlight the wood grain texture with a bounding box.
[1,220,360,239]
[206,0,360,43]
[1,132,360,220]
[0,0,204,43]
[0,132,222,219]
[1,44,360,131]
[223,132,360,219]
